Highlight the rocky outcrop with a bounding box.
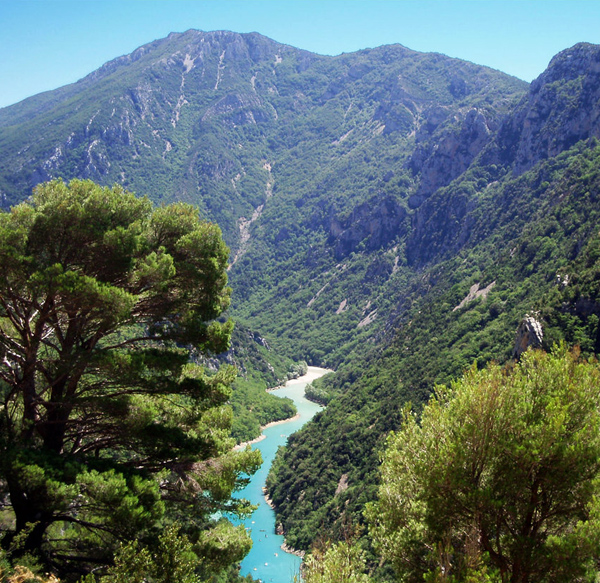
[328,196,408,260]
[334,473,349,496]
[513,314,544,358]
[453,281,496,312]
[202,92,275,126]
[408,107,496,207]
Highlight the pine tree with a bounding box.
[0,179,260,578]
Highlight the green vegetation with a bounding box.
[209,322,300,444]
[2,31,600,583]
[0,180,260,581]
[300,538,370,583]
[299,349,600,583]
[266,140,600,564]
[369,347,600,583]
[230,378,295,444]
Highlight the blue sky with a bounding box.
[1,0,599,109]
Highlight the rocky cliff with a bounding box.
[490,42,600,173]
[406,43,600,268]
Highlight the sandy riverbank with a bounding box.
[234,414,301,450]
[234,366,332,450]
[290,365,333,384]
[266,365,333,391]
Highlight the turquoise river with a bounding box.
[233,367,329,583]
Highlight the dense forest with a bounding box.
[1,30,600,582]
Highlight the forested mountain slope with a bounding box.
[266,43,600,572]
[2,32,600,580]
[0,29,526,366]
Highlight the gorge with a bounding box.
[2,30,600,582]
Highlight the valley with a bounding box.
[1,29,600,582]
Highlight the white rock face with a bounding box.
[513,314,544,358]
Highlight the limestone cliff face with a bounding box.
[513,314,544,358]
[408,107,496,208]
[490,43,600,173]
[406,43,600,268]
[328,196,408,260]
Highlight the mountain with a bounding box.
[0,29,526,367]
[2,31,600,580]
[265,42,600,575]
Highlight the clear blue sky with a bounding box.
[1,0,599,109]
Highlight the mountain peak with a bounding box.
[84,29,304,84]
[531,42,600,91]
[488,42,600,173]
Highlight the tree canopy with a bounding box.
[368,347,600,583]
[0,179,261,579]
[300,538,371,583]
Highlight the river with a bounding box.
[233,367,329,583]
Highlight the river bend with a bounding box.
[234,367,328,583]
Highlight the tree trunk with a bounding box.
[5,475,52,557]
